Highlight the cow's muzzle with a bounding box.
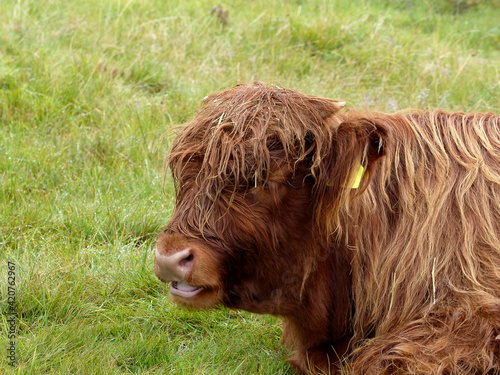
[155,245,204,297]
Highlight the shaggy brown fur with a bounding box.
[155,82,500,374]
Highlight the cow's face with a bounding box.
[154,83,383,313]
[155,145,319,312]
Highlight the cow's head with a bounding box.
[155,82,386,313]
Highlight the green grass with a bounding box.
[0,0,498,373]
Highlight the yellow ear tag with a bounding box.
[344,163,368,189]
[327,163,368,189]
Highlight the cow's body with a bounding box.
[155,83,500,374]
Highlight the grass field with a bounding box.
[0,0,499,373]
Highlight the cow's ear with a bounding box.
[307,97,346,120]
[302,97,346,157]
[312,114,389,235]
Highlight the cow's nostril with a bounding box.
[178,253,194,269]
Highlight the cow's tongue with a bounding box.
[173,281,199,292]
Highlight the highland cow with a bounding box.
[155,82,500,374]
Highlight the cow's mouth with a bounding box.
[170,281,203,298]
